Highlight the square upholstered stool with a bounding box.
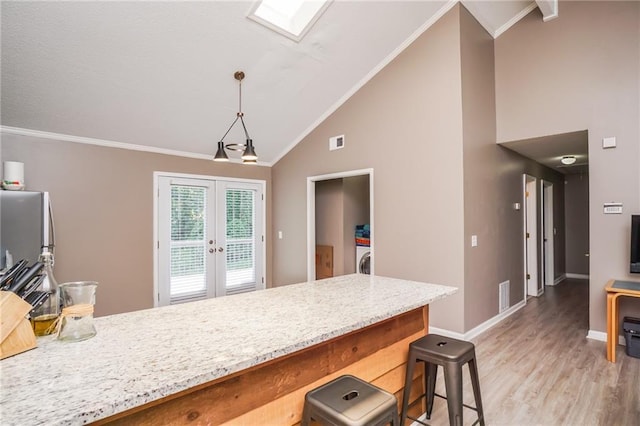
[301,374,400,426]
[400,334,485,426]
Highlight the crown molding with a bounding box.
[0,126,270,166]
[493,2,538,39]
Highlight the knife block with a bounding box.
[0,291,37,359]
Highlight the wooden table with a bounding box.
[605,279,640,362]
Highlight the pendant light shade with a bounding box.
[214,141,230,162]
[213,71,258,163]
[241,139,258,161]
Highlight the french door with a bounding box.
[156,175,264,306]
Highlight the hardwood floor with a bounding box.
[420,279,640,426]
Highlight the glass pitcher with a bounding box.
[58,281,98,342]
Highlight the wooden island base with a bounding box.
[99,306,428,425]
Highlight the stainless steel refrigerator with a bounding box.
[0,191,53,269]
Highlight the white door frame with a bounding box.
[307,169,374,282]
[153,171,267,307]
[523,174,539,298]
[542,181,555,286]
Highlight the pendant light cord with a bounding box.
[218,76,251,142]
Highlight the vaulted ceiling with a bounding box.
[1,1,557,166]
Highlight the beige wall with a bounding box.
[564,173,590,275]
[460,6,565,329]
[273,6,467,332]
[495,1,640,333]
[1,134,272,316]
[272,5,567,333]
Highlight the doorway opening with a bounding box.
[307,169,374,281]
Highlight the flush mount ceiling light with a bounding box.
[561,155,577,165]
[214,71,258,164]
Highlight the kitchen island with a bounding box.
[0,274,457,425]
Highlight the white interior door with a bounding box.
[157,175,264,306]
[525,175,538,297]
[543,181,555,286]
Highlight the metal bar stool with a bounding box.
[301,374,400,426]
[400,334,485,426]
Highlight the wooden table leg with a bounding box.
[607,292,614,362]
[608,293,622,363]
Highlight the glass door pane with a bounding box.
[169,185,207,302]
[225,188,256,290]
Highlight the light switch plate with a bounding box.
[471,235,478,247]
[603,137,616,149]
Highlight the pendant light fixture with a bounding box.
[214,71,258,164]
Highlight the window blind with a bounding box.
[225,188,256,293]
[170,185,207,303]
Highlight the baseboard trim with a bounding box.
[566,273,590,280]
[430,299,527,341]
[551,274,566,286]
[587,329,626,346]
[428,326,465,340]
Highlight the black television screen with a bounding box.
[632,215,640,273]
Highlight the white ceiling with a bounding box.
[1,1,549,166]
[499,130,589,175]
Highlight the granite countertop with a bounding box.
[0,274,457,425]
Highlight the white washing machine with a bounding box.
[356,246,371,274]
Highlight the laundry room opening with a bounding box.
[306,169,374,281]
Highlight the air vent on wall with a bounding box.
[499,280,510,313]
[329,135,344,151]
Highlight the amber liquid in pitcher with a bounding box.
[30,314,58,336]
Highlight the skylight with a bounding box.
[248,0,331,42]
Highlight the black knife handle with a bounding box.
[8,262,43,294]
[0,259,29,290]
[19,274,45,299]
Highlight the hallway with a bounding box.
[422,279,640,425]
